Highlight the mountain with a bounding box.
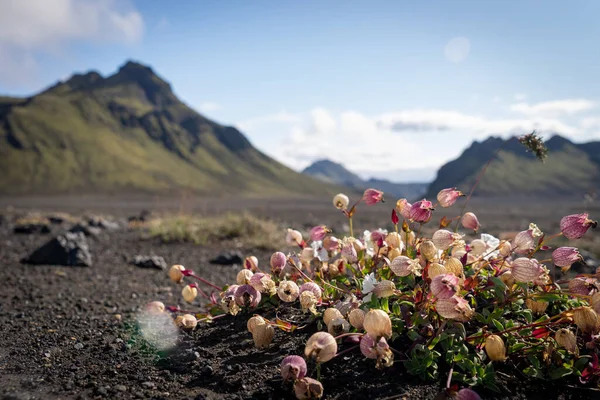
[0,61,340,196]
[426,135,600,197]
[302,159,428,200]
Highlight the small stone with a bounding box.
[201,365,213,376]
[74,343,84,350]
[141,382,155,389]
[115,385,127,392]
[209,251,243,265]
[131,255,167,270]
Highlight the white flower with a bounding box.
[480,233,500,260]
[362,229,388,257]
[528,223,543,238]
[362,273,378,302]
[311,241,329,262]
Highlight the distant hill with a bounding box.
[303,159,428,200]
[0,61,341,196]
[426,135,600,197]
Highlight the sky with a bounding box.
[1,0,600,182]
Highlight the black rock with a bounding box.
[22,232,92,267]
[88,217,120,230]
[210,251,243,265]
[69,223,102,237]
[128,209,152,223]
[13,223,51,234]
[131,255,167,270]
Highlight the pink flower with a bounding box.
[396,198,412,219]
[270,252,287,274]
[456,388,482,400]
[280,355,307,382]
[568,277,596,296]
[431,274,459,299]
[511,257,546,283]
[363,188,384,205]
[390,256,422,277]
[408,199,434,223]
[432,229,462,250]
[435,295,474,321]
[512,229,536,255]
[437,188,463,208]
[560,213,597,240]
[309,225,329,241]
[234,284,261,308]
[341,242,358,262]
[461,212,480,231]
[299,282,322,299]
[552,247,582,268]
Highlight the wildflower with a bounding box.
[396,198,412,219]
[437,188,463,208]
[363,309,392,339]
[175,314,197,330]
[568,277,597,296]
[327,317,350,335]
[552,247,582,271]
[512,229,536,254]
[456,388,482,400]
[363,188,384,205]
[252,322,275,349]
[294,377,324,400]
[322,236,340,251]
[221,285,240,315]
[408,199,434,223]
[560,213,597,239]
[182,284,198,303]
[436,295,474,322]
[572,307,600,333]
[373,280,396,298]
[300,291,318,314]
[168,265,185,283]
[270,251,287,275]
[518,131,548,162]
[249,273,277,296]
[461,212,480,231]
[431,274,459,300]
[236,269,254,285]
[145,301,165,314]
[432,229,462,251]
[420,240,438,261]
[299,282,322,299]
[349,308,365,330]
[390,256,422,277]
[511,257,546,283]
[554,329,577,353]
[244,256,258,271]
[361,272,377,302]
[323,308,344,326]
[333,193,350,210]
[485,334,506,361]
[277,280,300,302]
[234,284,261,308]
[385,232,403,251]
[310,225,330,242]
[444,257,464,277]
[360,334,394,369]
[470,239,486,256]
[526,298,549,314]
[529,223,543,238]
[428,262,447,279]
[281,355,307,382]
[592,293,600,314]
[480,233,500,259]
[286,229,303,246]
[300,247,315,263]
[341,241,358,262]
[305,332,337,362]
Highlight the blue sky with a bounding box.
[1,0,599,182]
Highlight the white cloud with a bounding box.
[0,0,144,85]
[198,102,221,112]
[514,93,528,101]
[236,111,302,131]
[509,99,594,117]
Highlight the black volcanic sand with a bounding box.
[1,202,599,400]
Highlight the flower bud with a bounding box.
[432,230,461,251]
[456,388,482,400]
[485,334,506,361]
[511,257,543,283]
[512,230,535,255]
[270,251,287,274]
[281,355,307,382]
[526,298,549,314]
[363,188,384,205]
[385,232,403,250]
[300,247,315,263]
[145,301,165,314]
[437,188,463,208]
[363,309,392,339]
[431,274,459,300]
[470,239,486,256]
[323,236,340,251]
[348,308,365,330]
[554,328,577,353]
[327,317,350,335]
[169,264,185,283]
[420,240,438,261]
[461,212,480,231]
[390,256,422,277]
[560,213,597,240]
[409,199,434,223]
[572,306,600,333]
[182,284,198,303]
[300,291,318,314]
[373,280,396,298]
[444,257,464,276]
[552,247,582,270]
[252,322,275,348]
[299,282,322,299]
[294,377,324,400]
[175,314,197,330]
[396,198,412,219]
[277,280,300,302]
[286,229,303,246]
[304,332,337,363]
[234,284,261,308]
[323,308,344,326]
[333,193,350,210]
[428,263,447,279]
[236,269,254,285]
[436,295,474,322]
[244,256,258,272]
[247,315,267,333]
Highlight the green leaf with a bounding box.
[548,367,573,380]
[491,319,504,332]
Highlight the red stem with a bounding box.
[189,272,223,291]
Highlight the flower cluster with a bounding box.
[147,186,598,399]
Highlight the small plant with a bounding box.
[145,133,600,399]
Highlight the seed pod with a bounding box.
[511,257,542,283]
[592,292,600,314]
[294,377,324,400]
[299,282,322,299]
[385,232,403,250]
[323,308,344,326]
[327,318,350,335]
[444,257,464,276]
[169,264,186,283]
[390,256,421,277]
[572,306,600,333]
[461,212,480,231]
[252,322,275,348]
[286,229,303,246]
[485,334,506,361]
[281,355,307,382]
[244,256,259,271]
[431,274,459,300]
[234,284,261,308]
[554,328,577,353]
[145,301,165,314]
[176,314,197,330]
[373,280,396,298]
[182,284,198,303]
[526,298,549,314]
[277,280,300,302]
[363,309,392,339]
[428,263,447,279]
[236,269,254,285]
[348,308,366,330]
[470,239,486,256]
[333,193,350,210]
[270,251,287,274]
[247,315,267,333]
[436,295,474,322]
[420,240,438,261]
[304,332,337,363]
[432,229,459,251]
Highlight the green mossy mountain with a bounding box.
[0,61,339,196]
[426,135,600,197]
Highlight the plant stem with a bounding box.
[334,332,364,340]
[189,272,223,291]
[349,216,354,238]
[466,313,565,342]
[333,345,359,358]
[316,363,321,381]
